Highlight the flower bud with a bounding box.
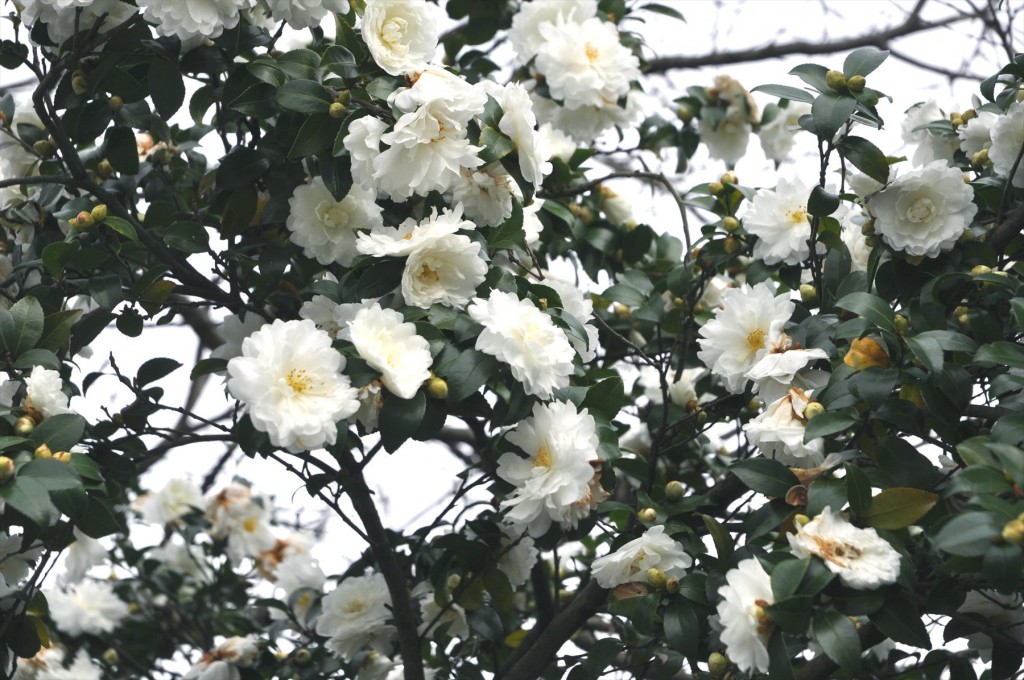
[91,204,108,223]
[108,95,124,112]
[893,314,909,334]
[799,283,817,303]
[293,648,313,666]
[426,377,448,400]
[329,102,347,119]
[950,114,964,129]
[723,236,741,254]
[720,171,738,185]
[708,181,725,195]
[825,70,847,91]
[971,264,992,277]
[847,75,866,92]
[55,451,73,464]
[906,255,924,266]
[794,513,811,527]
[803,401,825,420]
[1002,520,1024,545]
[446,573,462,590]
[97,159,114,179]
[665,480,685,501]
[71,74,89,95]
[676,103,694,124]
[34,443,53,459]
[14,416,35,436]
[708,652,730,678]
[665,577,679,593]
[33,139,55,156]
[101,649,119,665]
[860,218,876,236]
[722,216,740,232]
[613,303,632,320]
[638,507,657,522]
[971,148,989,167]
[647,567,667,589]
[0,456,15,483]
[76,211,95,229]
[961,108,977,122]
[844,336,890,371]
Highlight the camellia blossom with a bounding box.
[287,178,383,267]
[344,116,389,191]
[535,16,640,111]
[591,526,693,588]
[451,164,520,227]
[47,580,129,637]
[492,82,550,189]
[497,400,600,536]
[743,177,823,266]
[989,100,1024,188]
[210,312,267,363]
[20,0,135,45]
[137,478,204,525]
[744,346,830,405]
[901,100,957,167]
[508,0,597,63]
[758,102,811,163]
[402,233,487,309]
[468,290,575,399]
[357,204,471,258]
[137,0,246,42]
[416,584,469,639]
[24,365,71,419]
[361,0,438,76]
[958,110,999,158]
[743,387,825,468]
[700,76,760,165]
[496,525,539,588]
[348,304,433,400]
[183,635,260,680]
[316,572,395,661]
[61,529,107,585]
[868,160,977,258]
[788,507,902,589]
[542,275,599,363]
[697,282,794,393]
[227,319,360,452]
[263,0,346,30]
[716,558,775,674]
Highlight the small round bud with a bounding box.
[673,296,684,307]
[97,159,114,179]
[0,456,15,483]
[71,74,89,95]
[825,70,847,91]
[723,236,741,254]
[696,409,708,425]
[971,148,989,167]
[860,218,876,236]
[329,102,347,119]
[961,108,977,122]
[446,573,462,590]
[91,204,108,223]
[665,480,685,501]
[722,216,740,232]
[34,444,53,459]
[676,103,694,124]
[863,234,878,247]
[971,264,992,277]
[803,402,825,420]
[747,397,761,412]
[638,507,657,523]
[799,283,817,303]
[613,303,632,320]
[426,377,448,400]
[708,652,730,677]
[893,314,909,334]
[847,75,866,92]
[128,602,141,614]
[55,451,73,464]
[14,416,35,436]
[950,114,964,129]
[101,649,119,665]
[647,567,667,589]
[1002,521,1024,545]
[33,139,55,156]
[76,211,95,228]
[108,95,124,112]
[708,181,725,195]
[794,513,811,527]
[665,577,679,593]
[720,171,738,186]
[293,648,313,666]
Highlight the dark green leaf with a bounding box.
[974,341,1024,369]
[275,80,333,114]
[789,63,830,92]
[75,496,127,538]
[0,477,58,528]
[103,216,139,242]
[812,609,861,671]
[17,458,81,491]
[489,198,525,250]
[436,349,498,403]
[803,410,858,441]
[771,557,810,600]
[767,629,797,680]
[983,543,1023,593]
[843,47,889,78]
[663,600,699,659]
[752,84,815,103]
[845,462,872,515]
[289,114,342,158]
[835,292,895,333]
[37,309,81,353]
[811,92,857,140]
[932,512,1001,556]
[42,241,81,279]
[149,58,185,118]
[730,458,801,498]
[701,514,734,565]
[807,185,840,217]
[379,391,427,453]
[105,126,139,175]
[863,487,938,529]
[30,413,87,452]
[836,136,889,185]
[0,296,44,360]
[136,358,181,386]
[639,3,685,21]
[164,221,209,254]
[870,597,930,648]
[191,358,228,380]
[216,147,270,190]
[581,378,625,420]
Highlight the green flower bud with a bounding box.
[329,102,347,119]
[14,416,35,436]
[108,95,124,112]
[647,567,667,589]
[799,283,817,303]
[71,74,89,95]
[0,456,15,483]
[803,402,825,420]
[847,75,866,92]
[665,480,685,501]
[97,159,114,179]
[426,377,448,400]
[722,216,740,232]
[638,507,657,522]
[33,139,55,156]
[91,204,108,223]
[708,652,730,677]
[825,70,847,91]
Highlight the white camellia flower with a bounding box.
[34,649,103,680]
[493,82,550,189]
[508,0,597,63]
[416,583,469,639]
[357,204,471,258]
[210,312,267,363]
[206,482,261,537]
[744,346,829,405]
[0,534,43,599]
[839,204,874,272]
[344,116,389,191]
[316,572,395,661]
[989,100,1024,188]
[522,201,545,247]
[542,275,599,363]
[48,580,129,636]
[136,478,204,524]
[535,16,640,111]
[183,635,260,680]
[639,365,705,408]
[361,0,438,75]
[591,526,693,588]
[758,102,811,163]
[263,0,346,29]
[496,525,539,588]
[348,304,432,400]
[287,178,383,267]
[61,529,107,585]
[403,234,487,309]
[743,387,825,468]
[137,0,247,42]
[697,282,794,394]
[24,365,71,419]
[716,558,775,675]
[599,186,632,225]
[300,295,345,338]
[958,110,999,158]
[20,0,135,45]
[148,539,213,583]
[701,75,760,166]
[468,290,575,399]
[901,100,957,167]
[545,90,646,142]
[227,319,360,452]
[743,177,824,266]
[868,160,978,258]
[273,551,326,622]
[451,164,520,227]
[497,400,600,536]
[788,507,902,589]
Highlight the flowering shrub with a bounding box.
[0,1,1022,679]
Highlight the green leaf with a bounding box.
[489,198,525,250]
[836,136,889,185]
[51,485,89,519]
[0,436,29,452]
[581,377,624,420]
[807,185,840,217]
[16,458,82,491]
[164,221,209,254]
[983,543,1023,593]
[228,83,278,118]
[767,629,797,680]
[701,514,734,564]
[275,80,333,114]
[191,358,228,379]
[36,309,81,353]
[639,3,685,21]
[752,83,816,104]
[136,358,181,386]
[974,341,1024,369]
[663,600,699,659]
[862,487,938,529]
[0,477,59,528]
[30,413,87,452]
[321,44,357,77]
[246,60,287,87]
[0,296,44,360]
[843,47,890,78]
[379,391,427,453]
[803,410,858,441]
[789,63,830,92]
[289,114,342,158]
[870,598,929,648]
[105,126,139,175]
[103,216,138,242]
[276,48,322,80]
[812,609,862,672]
[835,292,896,333]
[149,58,185,119]
[730,458,801,498]
[42,241,80,279]
[845,462,872,516]
[771,557,810,600]
[217,147,270,190]
[75,496,127,538]
[435,348,498,403]
[932,511,1001,556]
[811,92,857,140]
[767,595,814,633]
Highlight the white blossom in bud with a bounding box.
[316,572,395,661]
[990,101,1024,188]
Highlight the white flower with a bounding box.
[990,101,1024,188]
[697,282,794,394]
[545,90,645,142]
[148,539,212,583]
[901,100,957,167]
[227,319,360,452]
[869,160,977,258]
[701,111,751,166]
[958,110,999,158]
[758,102,811,163]
[300,295,345,337]
[137,478,204,524]
[344,116,389,191]
[788,507,901,589]
[316,572,395,661]
[48,580,129,636]
[0,534,44,599]
[61,529,106,585]
[361,0,438,75]
[497,400,600,536]
[137,0,247,41]
[538,122,577,163]
[273,552,326,621]
[496,525,538,588]
[206,483,260,537]
[522,201,545,246]
[287,179,383,267]
[264,0,340,29]
[184,635,260,680]
[21,0,135,44]
[840,206,874,272]
[591,526,692,588]
[743,177,824,266]
[224,499,276,563]
[743,387,825,468]
[468,290,575,399]
[451,164,519,227]
[508,0,597,63]
[358,204,471,258]
[348,304,432,400]
[356,380,385,432]
[958,591,1024,661]
[24,366,71,419]
[403,234,487,309]
[542,275,599,363]
[494,82,550,189]
[599,186,632,225]
[35,650,102,680]
[744,346,829,405]
[210,312,267,363]
[716,558,774,674]
[416,585,469,639]
[639,365,704,408]
[536,16,639,112]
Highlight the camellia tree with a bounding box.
[0,1,1022,679]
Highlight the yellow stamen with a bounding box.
[287,369,313,394]
[746,328,766,352]
[533,446,552,469]
[585,43,599,62]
